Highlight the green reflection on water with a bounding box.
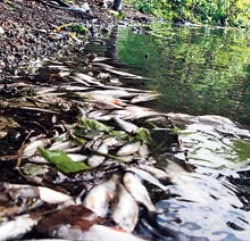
[233,139,250,162]
[115,24,250,125]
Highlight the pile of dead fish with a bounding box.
[0,164,169,241]
[1,56,249,241]
[0,57,177,241]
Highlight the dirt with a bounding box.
[0,0,155,79]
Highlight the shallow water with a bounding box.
[86,24,250,241]
[86,24,250,126]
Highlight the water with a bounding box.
[86,24,250,241]
[86,24,250,125]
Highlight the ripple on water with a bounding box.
[175,122,250,169]
[140,172,250,241]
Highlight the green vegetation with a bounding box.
[125,0,250,27]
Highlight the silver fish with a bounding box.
[112,184,139,232]
[5,183,73,205]
[82,224,147,241]
[113,117,138,133]
[69,76,90,86]
[83,174,119,217]
[116,142,141,156]
[138,165,170,180]
[127,167,167,191]
[123,172,155,212]
[23,139,50,158]
[67,154,88,162]
[74,73,102,86]
[0,214,38,241]
[131,93,160,103]
[88,143,108,168]
[138,143,150,157]
[48,140,73,151]
[23,240,71,241]
[38,186,74,204]
[111,106,165,120]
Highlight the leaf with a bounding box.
[79,117,113,133]
[135,128,152,144]
[70,24,88,34]
[38,147,90,174]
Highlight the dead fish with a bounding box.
[83,174,119,217]
[48,140,73,151]
[116,142,141,156]
[67,154,88,162]
[76,92,126,107]
[35,186,74,204]
[196,115,235,126]
[215,124,250,138]
[92,63,143,79]
[127,167,167,191]
[113,117,138,133]
[120,155,134,163]
[123,172,155,212]
[88,143,108,168]
[59,71,70,77]
[61,85,90,91]
[112,184,139,232]
[74,73,102,86]
[23,139,50,158]
[23,240,70,241]
[138,143,150,157]
[111,106,165,120]
[5,184,73,205]
[82,89,135,99]
[69,76,90,86]
[138,165,170,180]
[88,110,110,119]
[82,224,147,241]
[103,137,120,147]
[0,214,38,241]
[48,65,70,71]
[131,93,160,103]
[92,56,110,62]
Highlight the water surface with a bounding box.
[87,24,250,125]
[86,24,250,241]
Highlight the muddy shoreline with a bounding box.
[0,0,155,78]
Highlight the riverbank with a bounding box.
[0,0,156,79]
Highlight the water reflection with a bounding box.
[86,24,250,241]
[86,24,250,125]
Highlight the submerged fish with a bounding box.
[83,174,119,217]
[112,184,139,232]
[123,172,155,212]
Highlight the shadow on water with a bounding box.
[86,24,250,241]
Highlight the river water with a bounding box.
[87,24,250,125]
[86,24,250,241]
